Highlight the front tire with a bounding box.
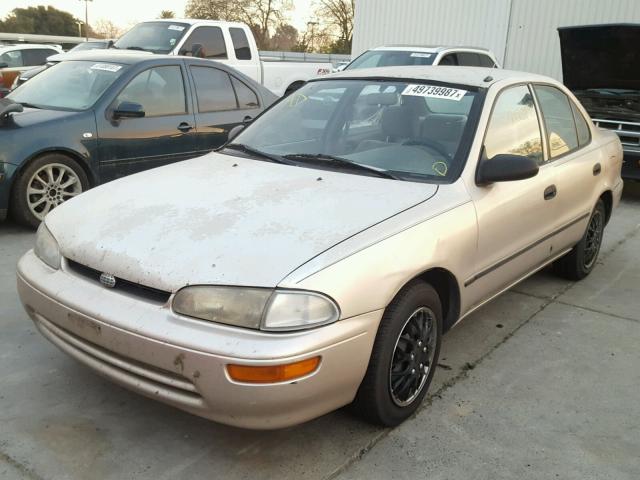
[554,199,606,280]
[10,153,89,229]
[352,281,442,427]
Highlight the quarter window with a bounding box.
[0,50,23,67]
[484,85,543,163]
[231,76,259,109]
[115,66,186,117]
[456,52,480,66]
[533,85,579,158]
[179,26,227,59]
[478,54,496,68]
[190,66,237,112]
[230,28,252,60]
[570,101,591,147]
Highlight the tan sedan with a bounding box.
[17,67,623,429]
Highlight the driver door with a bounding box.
[465,84,560,308]
[97,64,198,183]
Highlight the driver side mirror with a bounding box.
[477,153,539,185]
[227,124,245,142]
[113,101,145,119]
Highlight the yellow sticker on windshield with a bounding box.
[432,161,448,176]
[402,84,467,101]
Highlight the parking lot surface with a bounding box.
[1,186,639,480]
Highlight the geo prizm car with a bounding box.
[17,66,623,429]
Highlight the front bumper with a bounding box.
[17,251,382,429]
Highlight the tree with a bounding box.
[159,10,176,19]
[184,0,292,49]
[93,19,122,39]
[0,6,84,37]
[315,0,354,53]
[270,24,298,51]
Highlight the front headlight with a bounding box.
[34,223,61,269]
[172,286,340,331]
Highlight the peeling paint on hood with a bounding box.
[45,152,438,292]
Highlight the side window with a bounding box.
[115,66,186,117]
[22,49,56,66]
[190,66,237,112]
[438,53,458,66]
[0,50,23,67]
[570,101,591,147]
[484,85,543,163]
[179,26,227,59]
[533,85,579,158]
[229,28,252,60]
[456,52,480,66]
[478,54,496,68]
[230,76,259,109]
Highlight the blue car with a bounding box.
[0,51,277,227]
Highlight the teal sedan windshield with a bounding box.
[9,60,126,111]
[231,79,481,182]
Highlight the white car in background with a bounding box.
[0,43,62,93]
[345,45,499,70]
[112,19,332,96]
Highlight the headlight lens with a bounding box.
[172,286,340,331]
[34,223,61,269]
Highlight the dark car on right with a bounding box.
[559,24,640,180]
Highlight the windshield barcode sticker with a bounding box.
[402,84,467,101]
[168,25,186,31]
[410,52,432,58]
[90,63,122,72]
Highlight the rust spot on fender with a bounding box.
[174,353,185,373]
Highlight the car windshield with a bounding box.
[347,50,436,70]
[229,79,481,182]
[114,21,189,54]
[9,60,125,111]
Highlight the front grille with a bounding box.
[593,118,640,152]
[66,259,172,304]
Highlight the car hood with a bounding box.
[0,105,81,129]
[558,24,640,91]
[46,152,438,292]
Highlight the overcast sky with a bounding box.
[0,0,316,32]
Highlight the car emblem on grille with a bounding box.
[99,273,116,288]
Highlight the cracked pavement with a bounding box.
[1,186,639,480]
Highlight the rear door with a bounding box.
[188,64,263,153]
[97,63,198,182]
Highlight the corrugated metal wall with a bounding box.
[352,0,512,61]
[352,0,640,81]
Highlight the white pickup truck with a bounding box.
[112,19,332,96]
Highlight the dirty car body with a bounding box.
[17,66,623,429]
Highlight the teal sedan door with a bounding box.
[97,63,199,182]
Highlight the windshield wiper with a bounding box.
[283,153,400,180]
[18,102,41,109]
[123,46,150,52]
[224,143,293,165]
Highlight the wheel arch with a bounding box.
[404,267,461,333]
[12,148,96,189]
[599,190,613,225]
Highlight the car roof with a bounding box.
[137,18,249,29]
[370,45,494,54]
[318,65,554,88]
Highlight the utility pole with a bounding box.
[307,21,318,52]
[76,21,83,38]
[79,0,93,41]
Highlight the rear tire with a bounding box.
[352,281,442,427]
[553,199,606,281]
[10,153,89,229]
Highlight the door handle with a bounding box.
[177,122,194,132]
[544,184,557,201]
[593,163,602,175]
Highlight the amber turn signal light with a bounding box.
[227,356,321,383]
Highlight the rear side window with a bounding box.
[179,26,227,59]
[0,50,23,67]
[191,66,237,112]
[22,49,57,66]
[571,101,591,147]
[438,53,458,66]
[456,52,480,66]
[231,76,259,108]
[478,54,496,68]
[230,28,252,60]
[484,85,543,163]
[533,85,579,158]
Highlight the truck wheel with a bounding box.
[352,281,442,426]
[10,153,89,229]
[553,199,605,280]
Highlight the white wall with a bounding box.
[352,0,640,81]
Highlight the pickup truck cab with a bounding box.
[0,44,62,95]
[345,45,499,70]
[112,19,332,96]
